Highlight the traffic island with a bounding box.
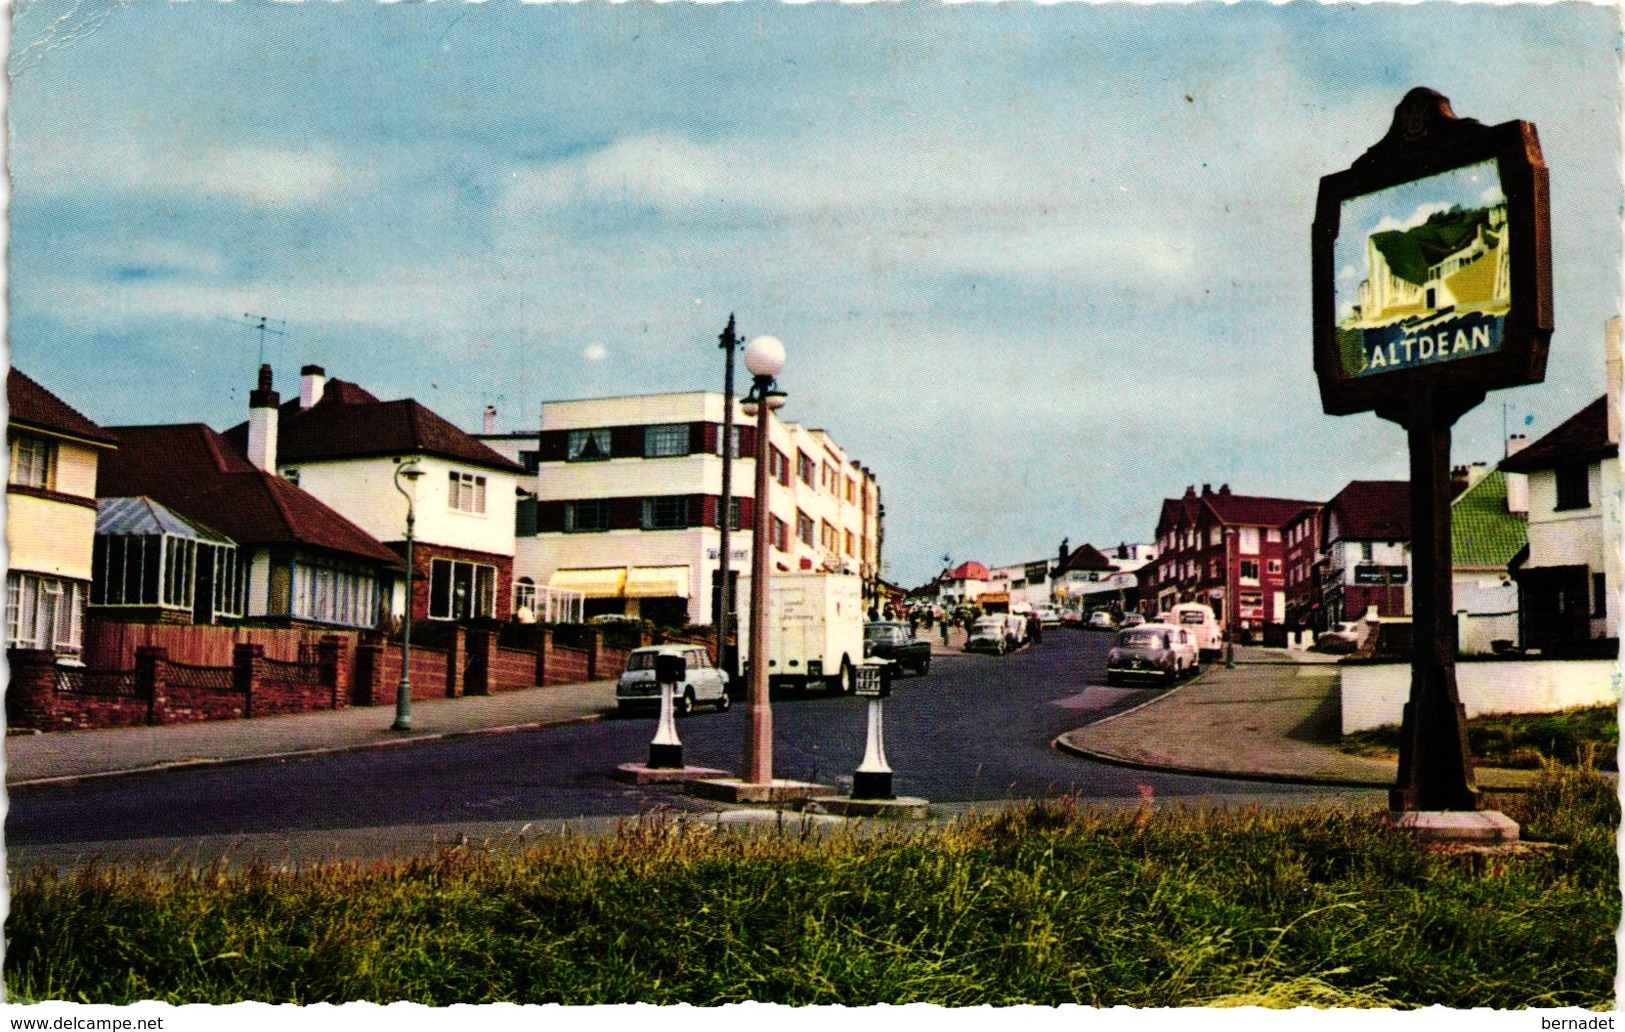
[806,794,930,819]
[1383,809,1520,844]
[686,777,835,805]
[613,762,729,785]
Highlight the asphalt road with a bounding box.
[7,629,1321,847]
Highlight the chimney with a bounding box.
[1201,483,1212,496]
[1504,435,1530,514]
[247,364,279,472]
[1218,484,1231,495]
[1466,461,1490,490]
[1450,465,1469,498]
[1183,485,1196,499]
[1057,538,1070,564]
[299,364,326,410]
[483,405,497,435]
[1607,316,1621,446]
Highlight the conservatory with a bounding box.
[91,496,243,624]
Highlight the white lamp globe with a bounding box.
[743,335,786,379]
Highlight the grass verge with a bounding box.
[1340,705,1618,770]
[8,763,1616,1007]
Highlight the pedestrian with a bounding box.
[1027,610,1043,645]
[909,610,920,636]
[868,603,880,622]
[940,617,950,646]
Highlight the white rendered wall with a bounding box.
[1340,659,1621,734]
[290,455,517,558]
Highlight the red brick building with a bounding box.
[1321,480,1412,624]
[1282,504,1327,632]
[1150,484,1314,642]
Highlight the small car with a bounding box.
[616,645,731,715]
[1316,621,1362,654]
[1033,605,1063,626]
[966,616,1015,655]
[1121,612,1147,629]
[1087,610,1118,630]
[1166,602,1223,656]
[1105,623,1199,686]
[864,621,931,676]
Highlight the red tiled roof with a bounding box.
[224,377,522,473]
[949,561,990,581]
[1500,396,1617,472]
[1326,480,1411,542]
[98,423,403,567]
[1054,543,1115,574]
[1202,493,1318,528]
[7,370,118,447]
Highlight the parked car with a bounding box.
[1004,613,1028,647]
[1105,623,1199,686]
[864,621,931,676]
[1087,610,1118,630]
[966,616,1015,655]
[1033,604,1063,626]
[1121,612,1147,628]
[1316,621,1362,654]
[616,645,731,715]
[1165,602,1224,657]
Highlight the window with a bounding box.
[797,452,815,486]
[1593,572,1608,619]
[820,520,836,551]
[644,424,690,458]
[846,478,856,504]
[1210,527,1223,546]
[281,468,300,486]
[715,426,742,459]
[845,530,856,557]
[715,497,743,532]
[1361,541,1374,562]
[567,428,611,462]
[448,471,487,514]
[1266,528,1282,543]
[1267,559,1282,575]
[642,496,689,530]
[1209,559,1220,579]
[518,450,541,473]
[9,434,54,489]
[1239,560,1260,582]
[796,510,814,547]
[564,500,609,533]
[292,555,379,628]
[1555,464,1590,511]
[514,577,537,613]
[428,559,497,621]
[770,515,789,551]
[6,572,84,652]
[1238,527,1260,553]
[770,447,789,486]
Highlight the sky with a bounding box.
[7,1,1621,589]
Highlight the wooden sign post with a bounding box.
[1312,89,1551,813]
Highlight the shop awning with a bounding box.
[548,567,627,598]
[625,565,690,599]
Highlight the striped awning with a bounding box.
[625,565,690,599]
[548,567,628,598]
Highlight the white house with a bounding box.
[481,391,882,626]
[1500,318,1622,652]
[225,365,523,625]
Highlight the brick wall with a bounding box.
[546,646,590,685]
[489,647,538,692]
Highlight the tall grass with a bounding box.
[9,765,1616,1007]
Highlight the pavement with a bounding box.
[5,636,1533,794]
[1055,643,1535,792]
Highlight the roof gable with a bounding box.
[7,370,118,447]
[1500,396,1616,472]
[1055,543,1115,574]
[1327,480,1412,542]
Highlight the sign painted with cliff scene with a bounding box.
[1313,89,1552,416]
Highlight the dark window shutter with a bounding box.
[739,425,758,458]
[702,495,719,528]
[693,423,711,454]
[609,497,642,530]
[611,426,643,458]
[537,431,569,462]
[535,501,566,534]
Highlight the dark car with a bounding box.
[864,621,931,675]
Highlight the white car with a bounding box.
[1166,602,1224,656]
[616,645,731,715]
[1087,610,1118,630]
[1033,605,1063,626]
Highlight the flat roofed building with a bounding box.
[481,391,882,626]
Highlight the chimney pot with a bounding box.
[247,365,280,472]
[1201,483,1212,496]
[1219,484,1230,495]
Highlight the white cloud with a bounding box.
[1371,202,1455,236]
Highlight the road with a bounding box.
[7,629,1325,848]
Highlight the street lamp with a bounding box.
[741,334,785,785]
[392,458,424,731]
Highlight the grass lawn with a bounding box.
[7,761,1616,1008]
[1341,705,1618,770]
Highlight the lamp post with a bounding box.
[392,458,424,731]
[717,315,740,683]
[740,335,786,785]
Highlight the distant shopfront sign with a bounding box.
[1313,89,1551,416]
[1354,564,1409,586]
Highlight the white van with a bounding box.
[1165,602,1222,659]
